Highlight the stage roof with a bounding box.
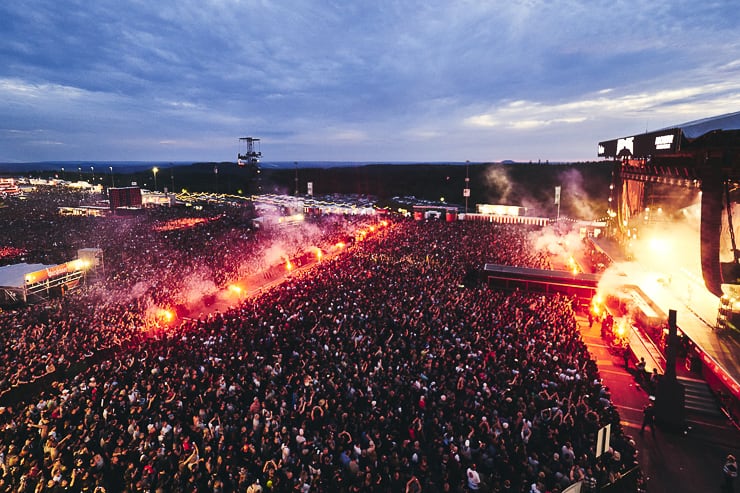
[598,110,740,159]
[0,263,53,289]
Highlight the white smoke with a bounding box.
[178,270,219,306]
[594,192,707,309]
[557,168,599,220]
[528,224,585,269]
[484,166,513,203]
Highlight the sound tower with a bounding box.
[700,166,724,296]
[654,309,686,431]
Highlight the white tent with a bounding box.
[0,263,52,289]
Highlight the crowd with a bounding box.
[0,187,637,492]
[0,188,364,396]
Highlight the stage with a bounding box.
[593,237,740,412]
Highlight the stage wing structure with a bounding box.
[598,111,740,296]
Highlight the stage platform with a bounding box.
[592,238,740,419]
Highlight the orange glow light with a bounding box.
[156,308,174,324]
[154,217,210,232]
[615,324,626,337]
[590,294,602,316]
[567,256,579,275]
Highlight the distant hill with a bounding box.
[0,161,198,174]
[265,162,613,218]
[0,160,414,173]
[0,160,615,220]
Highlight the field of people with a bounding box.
[0,187,634,493]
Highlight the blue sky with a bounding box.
[1,0,739,163]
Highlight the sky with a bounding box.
[1,0,739,164]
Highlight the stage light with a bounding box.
[72,259,91,270]
[648,237,667,253]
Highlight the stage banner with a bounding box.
[46,264,69,278]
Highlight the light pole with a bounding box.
[61,168,65,181]
[464,160,470,214]
[109,166,115,188]
[90,166,95,184]
[78,167,82,181]
[152,167,159,192]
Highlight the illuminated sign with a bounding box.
[598,144,605,155]
[46,264,69,278]
[463,188,470,197]
[25,260,86,285]
[654,134,674,150]
[617,137,634,156]
[477,204,525,216]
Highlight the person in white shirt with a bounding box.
[466,464,481,490]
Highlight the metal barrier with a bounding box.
[599,466,646,493]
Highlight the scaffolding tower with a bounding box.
[237,137,262,167]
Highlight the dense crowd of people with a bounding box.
[0,188,362,391]
[0,187,637,492]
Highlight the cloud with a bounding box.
[0,78,88,101]
[0,1,739,162]
[30,140,65,146]
[327,129,369,143]
[464,80,740,133]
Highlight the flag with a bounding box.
[554,186,561,205]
